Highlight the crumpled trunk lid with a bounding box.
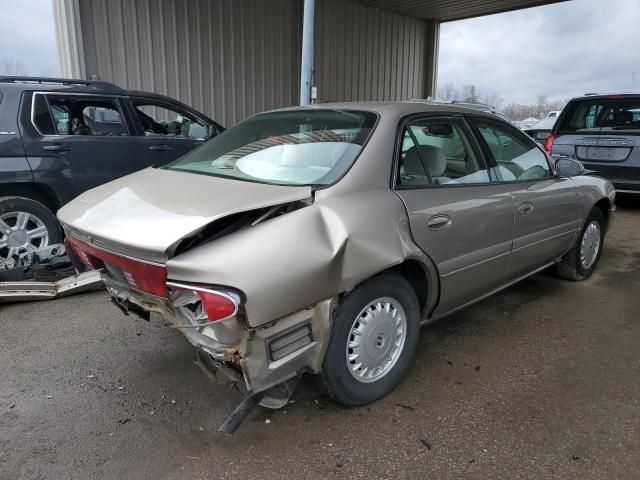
[58,167,312,263]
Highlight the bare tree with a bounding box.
[482,92,504,109]
[436,82,457,101]
[1,58,27,76]
[535,94,549,118]
[462,85,479,103]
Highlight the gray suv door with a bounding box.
[126,97,214,167]
[393,116,514,317]
[21,92,152,200]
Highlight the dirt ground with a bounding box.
[1,197,639,480]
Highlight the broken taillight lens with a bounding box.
[67,236,168,297]
[167,282,239,322]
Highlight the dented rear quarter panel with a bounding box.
[166,189,437,328]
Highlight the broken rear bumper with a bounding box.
[103,275,335,397]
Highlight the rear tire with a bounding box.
[555,208,605,281]
[318,272,420,406]
[0,196,62,268]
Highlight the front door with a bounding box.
[393,116,514,316]
[125,97,215,168]
[471,117,580,278]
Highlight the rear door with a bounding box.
[552,96,640,192]
[471,116,580,278]
[20,91,148,200]
[124,96,219,168]
[393,115,514,316]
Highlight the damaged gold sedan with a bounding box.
[58,103,614,430]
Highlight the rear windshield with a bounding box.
[529,116,557,130]
[557,97,640,133]
[165,109,377,186]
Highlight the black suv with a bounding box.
[0,77,223,267]
[548,93,640,194]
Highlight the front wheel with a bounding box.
[318,272,420,406]
[555,207,605,281]
[0,196,62,269]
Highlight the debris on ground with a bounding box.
[419,438,432,450]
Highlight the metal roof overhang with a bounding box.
[350,0,569,22]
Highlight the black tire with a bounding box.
[319,272,420,406]
[0,196,62,266]
[555,208,605,281]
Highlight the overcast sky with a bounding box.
[438,0,640,104]
[0,0,637,105]
[0,0,57,76]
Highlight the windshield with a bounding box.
[165,109,377,186]
[558,97,640,132]
[529,116,557,130]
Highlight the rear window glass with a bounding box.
[558,97,640,132]
[165,109,377,186]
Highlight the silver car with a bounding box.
[58,102,615,413]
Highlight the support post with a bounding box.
[299,0,315,105]
[423,19,440,99]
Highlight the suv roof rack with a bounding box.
[0,76,124,92]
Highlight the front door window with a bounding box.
[132,101,212,140]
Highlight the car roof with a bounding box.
[570,93,640,101]
[269,101,500,119]
[0,77,185,104]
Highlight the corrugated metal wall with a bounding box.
[315,0,428,102]
[55,0,431,125]
[76,0,301,127]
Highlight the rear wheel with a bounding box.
[555,208,605,281]
[319,272,420,406]
[0,196,61,268]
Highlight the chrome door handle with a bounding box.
[42,143,70,152]
[518,202,534,215]
[427,214,452,231]
[148,144,173,152]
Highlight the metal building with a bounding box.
[53,0,565,127]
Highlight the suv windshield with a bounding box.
[165,109,377,186]
[558,97,640,133]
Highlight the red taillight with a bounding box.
[543,133,555,153]
[197,290,238,321]
[167,282,239,322]
[67,236,168,297]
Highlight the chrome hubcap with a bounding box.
[346,297,407,383]
[0,211,49,266]
[580,220,601,270]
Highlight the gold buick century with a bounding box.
[58,102,615,430]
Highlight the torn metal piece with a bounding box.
[0,271,103,302]
[217,391,264,434]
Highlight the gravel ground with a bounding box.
[1,198,639,480]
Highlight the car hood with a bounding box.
[57,168,312,263]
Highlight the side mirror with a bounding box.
[555,158,585,177]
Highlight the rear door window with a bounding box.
[397,117,490,187]
[32,93,128,136]
[32,94,56,135]
[558,97,640,133]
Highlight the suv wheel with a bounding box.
[318,272,420,406]
[555,207,605,281]
[0,196,62,268]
